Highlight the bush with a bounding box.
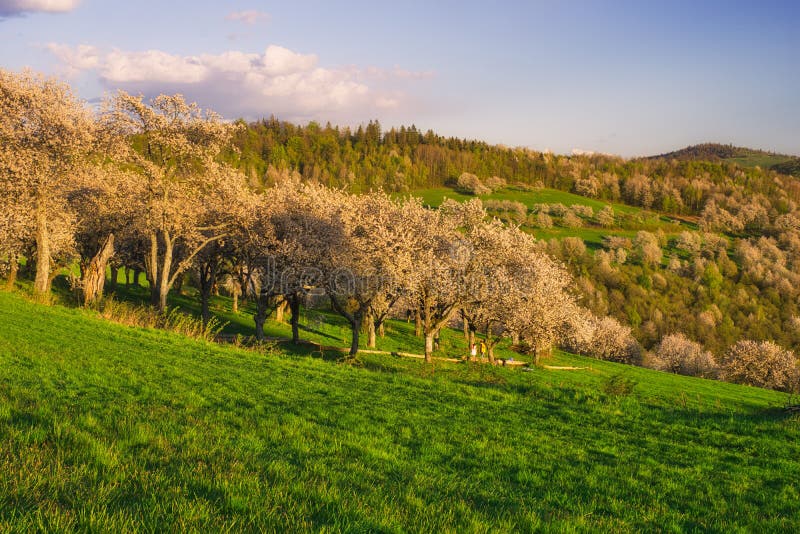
[456,172,491,195]
[651,333,718,378]
[602,374,637,397]
[719,340,799,392]
[484,175,507,192]
[595,205,615,227]
[561,210,583,228]
[563,315,642,365]
[533,212,553,229]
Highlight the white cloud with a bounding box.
[225,9,269,25]
[0,0,79,17]
[48,43,429,122]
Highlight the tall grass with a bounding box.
[97,298,227,342]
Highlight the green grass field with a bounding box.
[723,153,795,170]
[412,186,641,215]
[1,289,799,531]
[409,187,689,249]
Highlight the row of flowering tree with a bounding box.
[1,68,581,362]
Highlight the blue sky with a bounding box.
[1,0,798,156]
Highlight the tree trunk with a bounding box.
[469,328,475,350]
[367,316,377,348]
[145,232,160,307]
[173,272,185,295]
[378,322,385,338]
[198,260,218,327]
[254,293,269,341]
[125,267,133,287]
[133,268,142,287]
[463,315,469,343]
[424,333,434,363]
[414,308,422,337]
[275,297,287,323]
[157,232,174,312]
[108,265,120,294]
[485,325,495,364]
[33,205,50,298]
[232,291,239,314]
[82,234,115,307]
[349,315,362,357]
[4,254,18,291]
[289,294,301,344]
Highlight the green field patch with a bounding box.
[411,187,641,214]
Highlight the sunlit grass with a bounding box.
[1,290,798,531]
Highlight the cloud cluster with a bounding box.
[225,9,269,25]
[48,43,433,122]
[0,0,79,17]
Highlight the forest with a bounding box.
[2,68,799,392]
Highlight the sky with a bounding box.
[0,0,798,157]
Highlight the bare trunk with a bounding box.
[424,333,434,363]
[133,268,142,287]
[232,291,239,314]
[275,297,288,323]
[463,315,469,343]
[157,232,174,312]
[173,273,185,295]
[350,314,362,358]
[4,254,18,291]
[82,234,115,307]
[197,260,219,327]
[378,322,385,338]
[33,206,50,297]
[108,265,120,294]
[254,292,269,341]
[367,316,377,348]
[145,232,160,307]
[414,308,422,337]
[469,329,475,350]
[125,267,133,287]
[485,325,495,364]
[289,295,301,344]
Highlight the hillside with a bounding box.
[648,143,799,175]
[1,290,799,531]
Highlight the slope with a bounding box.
[0,291,798,531]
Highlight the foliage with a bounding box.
[650,333,719,378]
[602,374,638,397]
[719,340,799,392]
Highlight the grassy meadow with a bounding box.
[410,187,690,249]
[1,289,799,531]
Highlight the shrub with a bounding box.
[570,204,594,218]
[563,315,642,365]
[719,340,799,392]
[561,210,583,228]
[651,333,718,378]
[602,374,637,397]
[484,175,507,192]
[456,172,490,195]
[534,212,553,229]
[595,205,615,227]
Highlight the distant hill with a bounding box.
[648,143,800,176]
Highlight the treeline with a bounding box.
[225,120,800,224]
